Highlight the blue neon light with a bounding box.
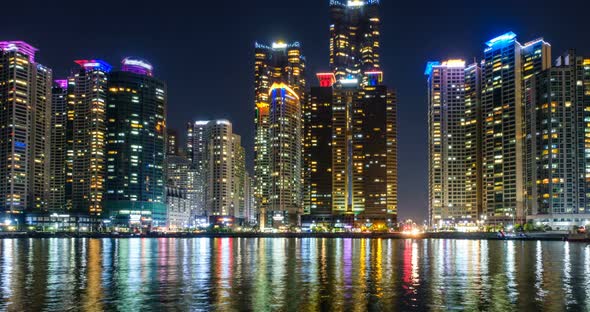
[14,141,26,149]
[424,61,440,76]
[485,31,517,47]
[86,60,113,73]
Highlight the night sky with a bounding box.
[2,0,588,222]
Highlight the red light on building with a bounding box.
[316,73,336,87]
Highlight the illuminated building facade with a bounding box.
[165,154,199,222]
[188,120,246,218]
[186,120,208,215]
[525,51,590,227]
[0,41,52,212]
[426,60,482,226]
[329,0,381,82]
[481,32,550,224]
[303,72,398,221]
[207,121,234,216]
[253,41,305,227]
[166,128,179,156]
[70,60,110,217]
[268,83,303,226]
[30,64,52,211]
[166,187,190,230]
[104,57,167,227]
[304,74,335,216]
[244,173,256,224]
[464,63,483,222]
[352,80,397,218]
[330,85,355,214]
[302,0,397,224]
[48,79,69,210]
[231,134,246,219]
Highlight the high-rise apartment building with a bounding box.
[303,74,398,222]
[329,0,381,82]
[268,83,303,226]
[254,41,305,227]
[0,41,52,212]
[186,120,209,215]
[525,51,590,226]
[302,0,397,226]
[352,79,397,218]
[48,79,69,210]
[70,60,111,217]
[231,134,246,219]
[481,32,550,224]
[243,173,256,224]
[187,120,246,219]
[464,63,483,221]
[426,60,483,226]
[104,57,167,227]
[304,74,336,216]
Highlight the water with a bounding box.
[0,238,589,311]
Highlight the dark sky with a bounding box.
[2,0,588,222]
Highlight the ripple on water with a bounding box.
[0,238,588,311]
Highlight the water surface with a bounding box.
[0,238,589,311]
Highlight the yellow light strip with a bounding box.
[268,82,300,100]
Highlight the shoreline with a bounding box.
[0,231,571,241]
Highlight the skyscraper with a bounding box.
[351,77,397,218]
[0,41,52,212]
[243,173,255,224]
[268,83,303,226]
[525,51,590,226]
[104,57,166,228]
[481,32,550,224]
[187,120,246,219]
[303,74,398,223]
[187,120,209,215]
[253,41,305,227]
[464,62,483,222]
[426,60,483,226]
[206,120,233,217]
[304,74,336,216]
[48,79,69,210]
[231,134,246,220]
[329,0,381,82]
[70,59,111,217]
[302,0,397,227]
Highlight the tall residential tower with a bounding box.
[0,41,52,212]
[481,32,550,224]
[426,60,482,226]
[70,60,111,217]
[104,58,167,227]
[187,120,247,219]
[254,41,305,227]
[329,0,381,82]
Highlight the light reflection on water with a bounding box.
[0,238,589,311]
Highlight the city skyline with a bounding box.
[3,0,590,222]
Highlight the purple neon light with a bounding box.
[0,41,38,62]
[121,57,153,76]
[54,79,68,88]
